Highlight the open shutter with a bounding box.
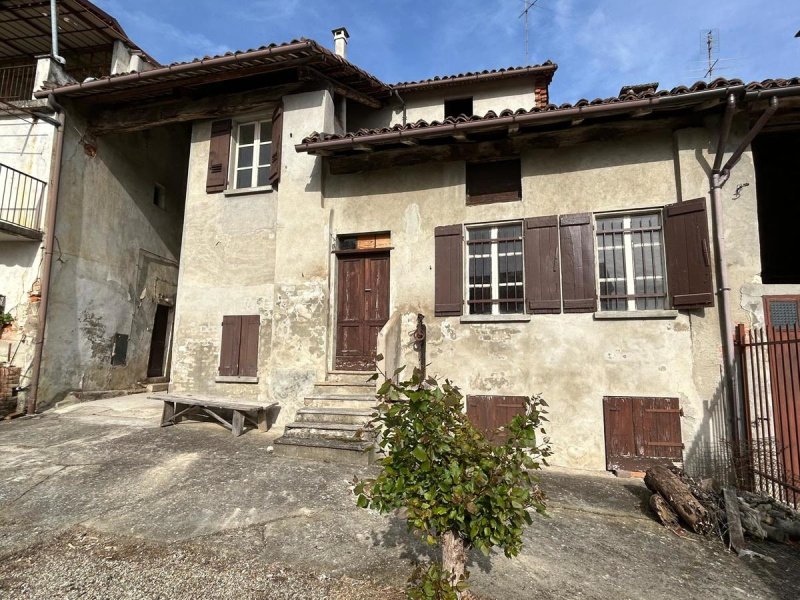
[559,213,596,313]
[238,315,260,378]
[218,316,242,376]
[434,224,463,316]
[206,119,232,194]
[664,197,714,309]
[524,216,561,314]
[269,103,283,187]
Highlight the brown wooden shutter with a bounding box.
[559,213,596,313]
[434,224,463,316]
[524,216,561,314]
[664,197,714,309]
[466,159,521,205]
[269,103,283,187]
[467,395,527,444]
[238,315,260,377]
[218,316,241,376]
[206,119,232,194]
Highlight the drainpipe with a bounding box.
[26,95,65,415]
[710,94,779,448]
[393,89,407,126]
[50,0,66,64]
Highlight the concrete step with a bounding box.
[146,382,169,393]
[283,421,371,441]
[324,371,377,384]
[295,407,375,425]
[313,380,376,396]
[304,394,377,409]
[273,435,375,465]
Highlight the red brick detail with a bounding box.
[0,366,21,417]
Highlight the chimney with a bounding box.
[332,27,349,59]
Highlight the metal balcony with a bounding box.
[0,163,46,241]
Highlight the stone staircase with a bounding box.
[273,372,379,465]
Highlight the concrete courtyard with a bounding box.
[0,396,798,599]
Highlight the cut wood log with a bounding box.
[644,465,713,534]
[649,492,682,532]
[723,488,746,553]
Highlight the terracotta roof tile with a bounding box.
[390,61,557,90]
[300,77,800,145]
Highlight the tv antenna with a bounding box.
[519,0,541,63]
[687,29,737,80]
[703,29,719,78]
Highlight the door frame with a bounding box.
[330,247,391,372]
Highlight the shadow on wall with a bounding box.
[683,373,735,485]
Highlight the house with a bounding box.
[0,0,159,416]
[18,16,800,476]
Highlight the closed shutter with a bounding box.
[269,103,283,187]
[559,213,596,313]
[467,395,527,444]
[238,315,260,377]
[664,198,713,309]
[635,397,683,460]
[206,119,232,193]
[524,215,561,314]
[466,159,521,205]
[434,224,463,316]
[218,316,242,375]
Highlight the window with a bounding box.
[467,223,524,315]
[466,159,521,205]
[444,97,473,119]
[218,315,260,380]
[596,212,666,311]
[764,296,800,328]
[153,183,166,210]
[233,121,272,190]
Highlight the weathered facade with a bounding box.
[24,16,800,477]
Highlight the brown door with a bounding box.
[466,395,527,444]
[335,252,389,371]
[603,396,683,471]
[764,296,800,500]
[147,304,172,378]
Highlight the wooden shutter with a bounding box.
[206,119,232,194]
[467,395,527,444]
[238,315,260,378]
[218,316,242,375]
[524,216,561,314]
[636,397,683,460]
[466,159,521,205]
[559,213,596,313]
[664,198,713,309]
[434,224,463,316]
[269,103,283,187]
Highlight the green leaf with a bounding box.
[412,445,428,462]
[356,495,369,508]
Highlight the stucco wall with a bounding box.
[37,110,189,407]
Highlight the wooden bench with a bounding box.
[151,394,278,437]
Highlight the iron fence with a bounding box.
[0,163,46,232]
[735,324,800,509]
[0,64,36,102]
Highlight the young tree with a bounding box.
[354,368,551,598]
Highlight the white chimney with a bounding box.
[332,27,349,59]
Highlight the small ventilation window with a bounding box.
[111,333,129,366]
[444,97,473,119]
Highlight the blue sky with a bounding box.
[95,0,798,104]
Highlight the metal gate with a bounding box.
[735,324,800,508]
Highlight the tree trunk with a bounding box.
[442,529,467,593]
[649,492,682,532]
[644,465,712,534]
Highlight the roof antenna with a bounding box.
[704,29,718,78]
[519,0,540,64]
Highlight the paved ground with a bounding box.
[0,396,798,599]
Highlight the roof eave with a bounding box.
[391,63,558,93]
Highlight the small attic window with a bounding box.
[444,97,473,119]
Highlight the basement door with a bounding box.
[603,396,683,471]
[335,252,389,371]
[147,304,172,378]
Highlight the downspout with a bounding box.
[710,94,779,448]
[393,89,407,126]
[50,0,66,64]
[26,95,65,415]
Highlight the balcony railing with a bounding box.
[0,163,46,232]
[0,64,36,102]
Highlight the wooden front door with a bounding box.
[147,304,172,378]
[603,396,683,471]
[335,252,389,371]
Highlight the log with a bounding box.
[649,492,682,532]
[644,465,712,534]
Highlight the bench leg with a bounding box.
[161,401,175,426]
[257,408,268,432]
[174,402,189,424]
[232,410,245,437]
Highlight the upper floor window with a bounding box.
[445,97,473,119]
[466,159,522,205]
[467,222,524,315]
[596,212,666,311]
[234,120,272,190]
